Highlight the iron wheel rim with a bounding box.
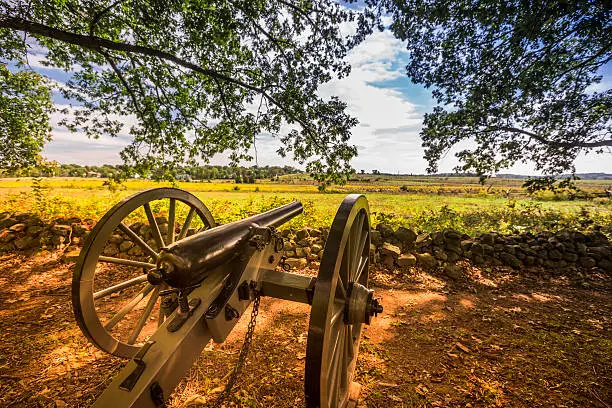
[305,194,371,408]
[71,188,215,358]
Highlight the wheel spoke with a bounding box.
[104,284,154,330]
[93,274,148,300]
[354,256,368,284]
[324,311,344,364]
[340,328,350,397]
[98,256,156,269]
[347,324,355,359]
[327,361,340,408]
[330,301,345,328]
[178,207,196,240]
[353,230,368,281]
[346,221,356,279]
[144,203,165,250]
[335,275,347,300]
[128,287,160,344]
[326,325,344,378]
[356,228,368,257]
[118,223,158,259]
[167,198,176,244]
[327,326,346,407]
[350,214,365,281]
[340,248,350,289]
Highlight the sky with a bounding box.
[32,22,612,175]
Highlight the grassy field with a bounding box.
[1,177,611,235]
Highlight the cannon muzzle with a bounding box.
[155,201,302,288]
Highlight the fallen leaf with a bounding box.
[378,382,399,387]
[456,342,471,353]
[210,385,225,394]
[184,395,207,406]
[416,384,429,396]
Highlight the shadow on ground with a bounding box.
[0,251,610,407]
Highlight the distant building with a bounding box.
[176,174,192,182]
[86,172,102,178]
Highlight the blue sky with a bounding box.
[32,28,612,175]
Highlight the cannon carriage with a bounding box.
[72,188,383,407]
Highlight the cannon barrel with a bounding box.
[155,201,303,288]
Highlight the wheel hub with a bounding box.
[345,282,383,325]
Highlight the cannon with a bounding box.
[72,188,383,407]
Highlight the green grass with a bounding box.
[1,177,611,236]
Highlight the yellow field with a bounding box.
[1,177,611,235]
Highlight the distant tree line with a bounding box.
[1,163,302,181]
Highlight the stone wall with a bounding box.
[1,211,611,275]
[371,224,612,275]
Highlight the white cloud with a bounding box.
[346,30,404,66]
[316,30,430,173]
[23,52,49,70]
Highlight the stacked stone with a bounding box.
[413,228,469,266]
[373,224,418,269]
[0,212,90,251]
[100,216,202,258]
[462,229,612,271]
[280,227,328,269]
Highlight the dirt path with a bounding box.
[0,251,610,407]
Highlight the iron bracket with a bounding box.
[224,304,240,321]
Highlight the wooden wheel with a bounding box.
[71,188,215,358]
[305,194,381,408]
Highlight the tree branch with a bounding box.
[277,0,316,27]
[89,0,128,36]
[552,41,612,84]
[97,49,143,117]
[492,126,612,148]
[212,76,239,135]
[0,15,319,140]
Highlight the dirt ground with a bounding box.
[0,250,610,407]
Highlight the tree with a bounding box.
[0,64,54,170]
[0,1,381,182]
[384,0,611,189]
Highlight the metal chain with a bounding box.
[209,292,261,408]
